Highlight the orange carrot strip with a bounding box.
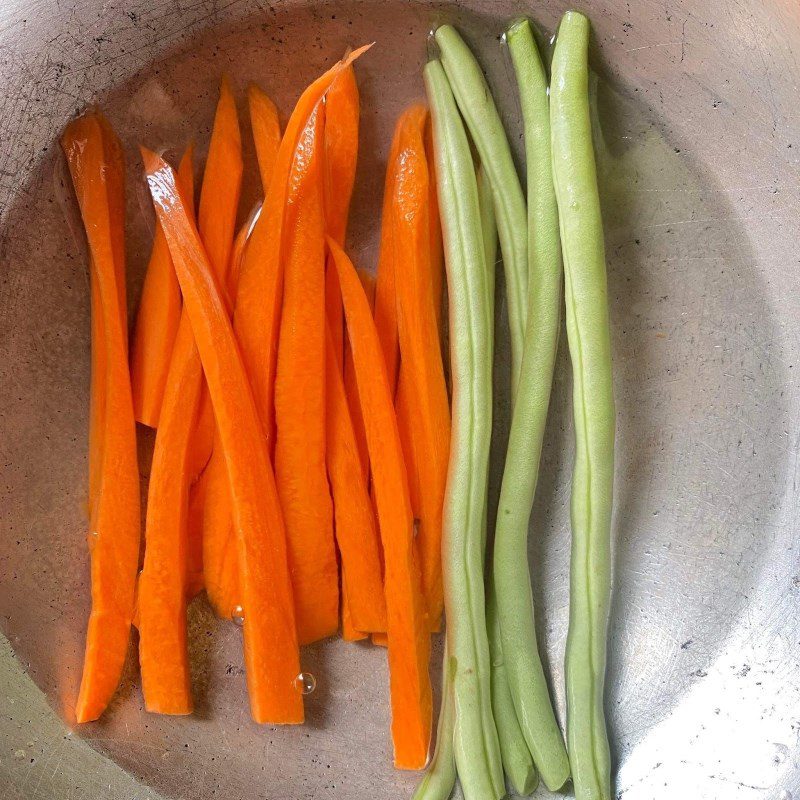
[62,114,140,724]
[196,212,258,617]
[373,129,403,396]
[372,631,389,647]
[328,238,431,769]
[138,311,202,714]
[392,106,450,630]
[187,76,243,479]
[325,326,385,632]
[323,65,359,369]
[202,48,370,622]
[274,104,338,645]
[130,146,195,428]
[248,84,281,196]
[144,150,302,724]
[185,462,208,601]
[342,589,369,642]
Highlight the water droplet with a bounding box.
[293,672,316,695]
[412,519,421,538]
[89,530,99,537]
[550,34,557,46]
[231,606,245,626]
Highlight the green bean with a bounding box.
[479,160,539,797]
[435,24,528,397]
[491,15,571,793]
[423,58,504,800]
[411,645,456,800]
[551,12,615,800]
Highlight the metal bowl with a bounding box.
[1,1,798,798]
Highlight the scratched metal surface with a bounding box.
[1,0,800,798]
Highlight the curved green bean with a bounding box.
[492,15,571,793]
[479,160,538,797]
[435,24,528,397]
[411,645,456,800]
[551,11,615,800]
[423,58,504,800]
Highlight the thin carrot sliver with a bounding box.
[392,106,450,630]
[138,312,201,715]
[325,326,385,632]
[328,237,431,770]
[248,84,281,196]
[62,113,140,724]
[144,149,302,724]
[274,104,338,645]
[185,463,208,601]
[130,145,194,428]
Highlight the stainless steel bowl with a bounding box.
[2,1,799,798]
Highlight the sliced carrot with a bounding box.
[201,49,370,622]
[323,64,359,368]
[392,106,450,630]
[185,463,208,601]
[373,129,404,396]
[187,75,243,479]
[328,238,431,770]
[130,145,194,428]
[325,326,385,632]
[248,84,281,196]
[62,114,140,724]
[137,312,202,714]
[144,149,302,724]
[342,590,369,642]
[372,631,389,647]
[274,104,338,645]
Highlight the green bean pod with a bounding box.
[423,58,504,800]
[411,645,456,800]
[551,11,615,800]
[492,14,571,793]
[435,24,528,397]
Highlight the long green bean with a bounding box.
[479,160,539,797]
[491,15,571,793]
[551,11,615,800]
[423,58,504,800]
[435,24,528,397]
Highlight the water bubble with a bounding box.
[231,606,245,626]
[89,530,99,537]
[293,672,317,695]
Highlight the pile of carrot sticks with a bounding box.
[62,46,449,769]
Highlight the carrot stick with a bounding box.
[137,311,202,714]
[130,146,194,428]
[392,106,450,630]
[274,104,338,645]
[248,84,281,196]
[143,149,303,724]
[424,116,445,331]
[373,131,403,396]
[187,75,243,479]
[201,51,370,622]
[325,326,385,632]
[62,114,140,724]
[328,237,431,769]
[342,588,368,642]
[185,463,208,601]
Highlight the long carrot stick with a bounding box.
[136,82,241,710]
[325,326,386,633]
[274,104,338,645]
[143,149,303,724]
[201,48,370,621]
[328,237,431,769]
[62,113,140,724]
[187,75,243,479]
[130,146,194,428]
[391,106,450,630]
[248,84,281,197]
